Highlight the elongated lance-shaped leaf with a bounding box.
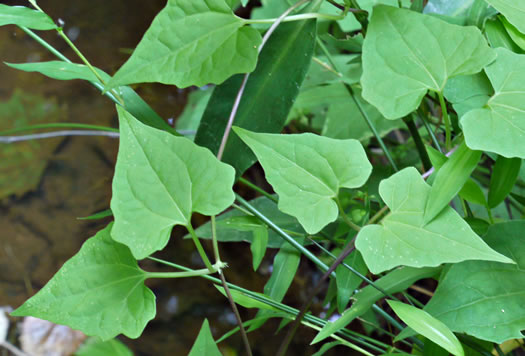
[361,5,495,119]
[0,4,56,30]
[425,221,524,343]
[11,224,156,340]
[355,168,513,274]
[195,19,316,177]
[312,266,440,344]
[424,141,481,224]
[105,0,261,89]
[336,250,368,313]
[488,156,522,208]
[188,320,222,356]
[462,48,525,158]
[5,61,110,82]
[485,0,525,34]
[233,127,372,234]
[388,301,464,356]
[111,106,235,259]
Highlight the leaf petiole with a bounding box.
[438,91,451,150]
[186,223,215,273]
[244,12,344,25]
[146,261,227,279]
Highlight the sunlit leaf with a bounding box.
[388,300,464,356]
[485,0,525,34]
[0,4,56,30]
[76,338,133,356]
[355,168,513,274]
[501,16,525,51]
[106,0,261,89]
[188,320,222,356]
[425,221,525,343]
[11,224,156,340]
[484,18,524,53]
[361,5,495,119]
[462,48,525,158]
[234,127,372,234]
[111,106,235,259]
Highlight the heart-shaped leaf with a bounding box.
[106,0,261,89]
[111,106,235,259]
[11,224,156,340]
[361,5,495,119]
[234,127,372,234]
[0,4,56,30]
[355,168,513,274]
[425,221,525,343]
[485,0,525,34]
[462,48,525,158]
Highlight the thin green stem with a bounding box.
[238,177,278,203]
[438,91,451,151]
[210,215,221,264]
[0,123,118,135]
[28,0,45,13]
[244,12,343,25]
[403,116,432,171]
[146,262,226,279]
[336,197,361,232]
[419,109,443,154]
[368,205,389,225]
[186,223,215,272]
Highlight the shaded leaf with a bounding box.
[355,168,513,274]
[336,250,368,313]
[501,16,525,51]
[214,286,277,311]
[175,87,213,140]
[5,61,110,82]
[462,48,525,158]
[188,320,222,356]
[388,300,464,356]
[443,72,493,119]
[488,156,521,208]
[77,209,113,221]
[76,338,133,356]
[250,226,268,271]
[0,4,56,30]
[195,18,316,177]
[459,179,487,207]
[425,221,525,343]
[484,18,524,53]
[361,5,495,119]
[106,0,261,89]
[234,127,372,234]
[485,0,525,34]
[111,107,235,259]
[11,224,156,340]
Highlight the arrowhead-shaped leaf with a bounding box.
[111,106,235,259]
[425,221,525,343]
[355,168,513,274]
[11,224,156,340]
[106,0,261,89]
[188,319,223,356]
[233,127,372,234]
[462,48,525,158]
[0,4,56,30]
[361,5,495,119]
[485,0,525,34]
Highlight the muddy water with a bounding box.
[0,1,343,355]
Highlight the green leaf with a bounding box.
[336,250,368,313]
[312,341,344,356]
[194,19,316,177]
[425,221,525,343]
[111,106,235,259]
[250,226,268,271]
[11,224,156,340]
[5,61,110,82]
[312,266,440,344]
[188,320,222,356]
[501,16,525,51]
[443,72,493,119]
[77,209,113,220]
[214,286,277,311]
[459,179,487,207]
[388,300,464,356]
[485,0,525,34]
[424,141,481,224]
[484,18,524,53]
[75,338,133,356]
[175,88,213,140]
[0,4,56,30]
[361,5,495,119]
[234,127,372,234]
[488,156,522,208]
[355,168,513,274]
[106,0,261,89]
[462,48,525,158]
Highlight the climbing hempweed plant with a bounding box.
[2,0,525,354]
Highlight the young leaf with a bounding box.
[214,286,277,311]
[485,0,525,34]
[5,61,110,82]
[188,320,222,356]
[425,221,525,343]
[424,141,481,224]
[336,250,368,313]
[11,224,156,340]
[459,179,487,207]
[462,48,525,158]
[194,19,316,177]
[388,300,464,356]
[312,266,440,344]
[488,156,522,208]
[111,106,235,259]
[76,338,133,356]
[105,0,261,89]
[0,4,56,30]
[361,5,495,119]
[234,127,372,234]
[250,226,268,271]
[355,168,513,274]
[500,16,525,51]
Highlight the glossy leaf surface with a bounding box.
[11,224,156,340]
[111,107,235,259]
[462,48,525,158]
[234,127,372,234]
[0,4,56,30]
[188,320,222,356]
[355,168,513,274]
[195,19,316,176]
[361,5,495,119]
[485,0,525,33]
[106,0,261,89]
[426,221,525,343]
[388,300,464,356]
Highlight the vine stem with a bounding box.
[336,197,361,232]
[438,91,451,150]
[186,223,215,273]
[147,262,226,279]
[244,12,343,25]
